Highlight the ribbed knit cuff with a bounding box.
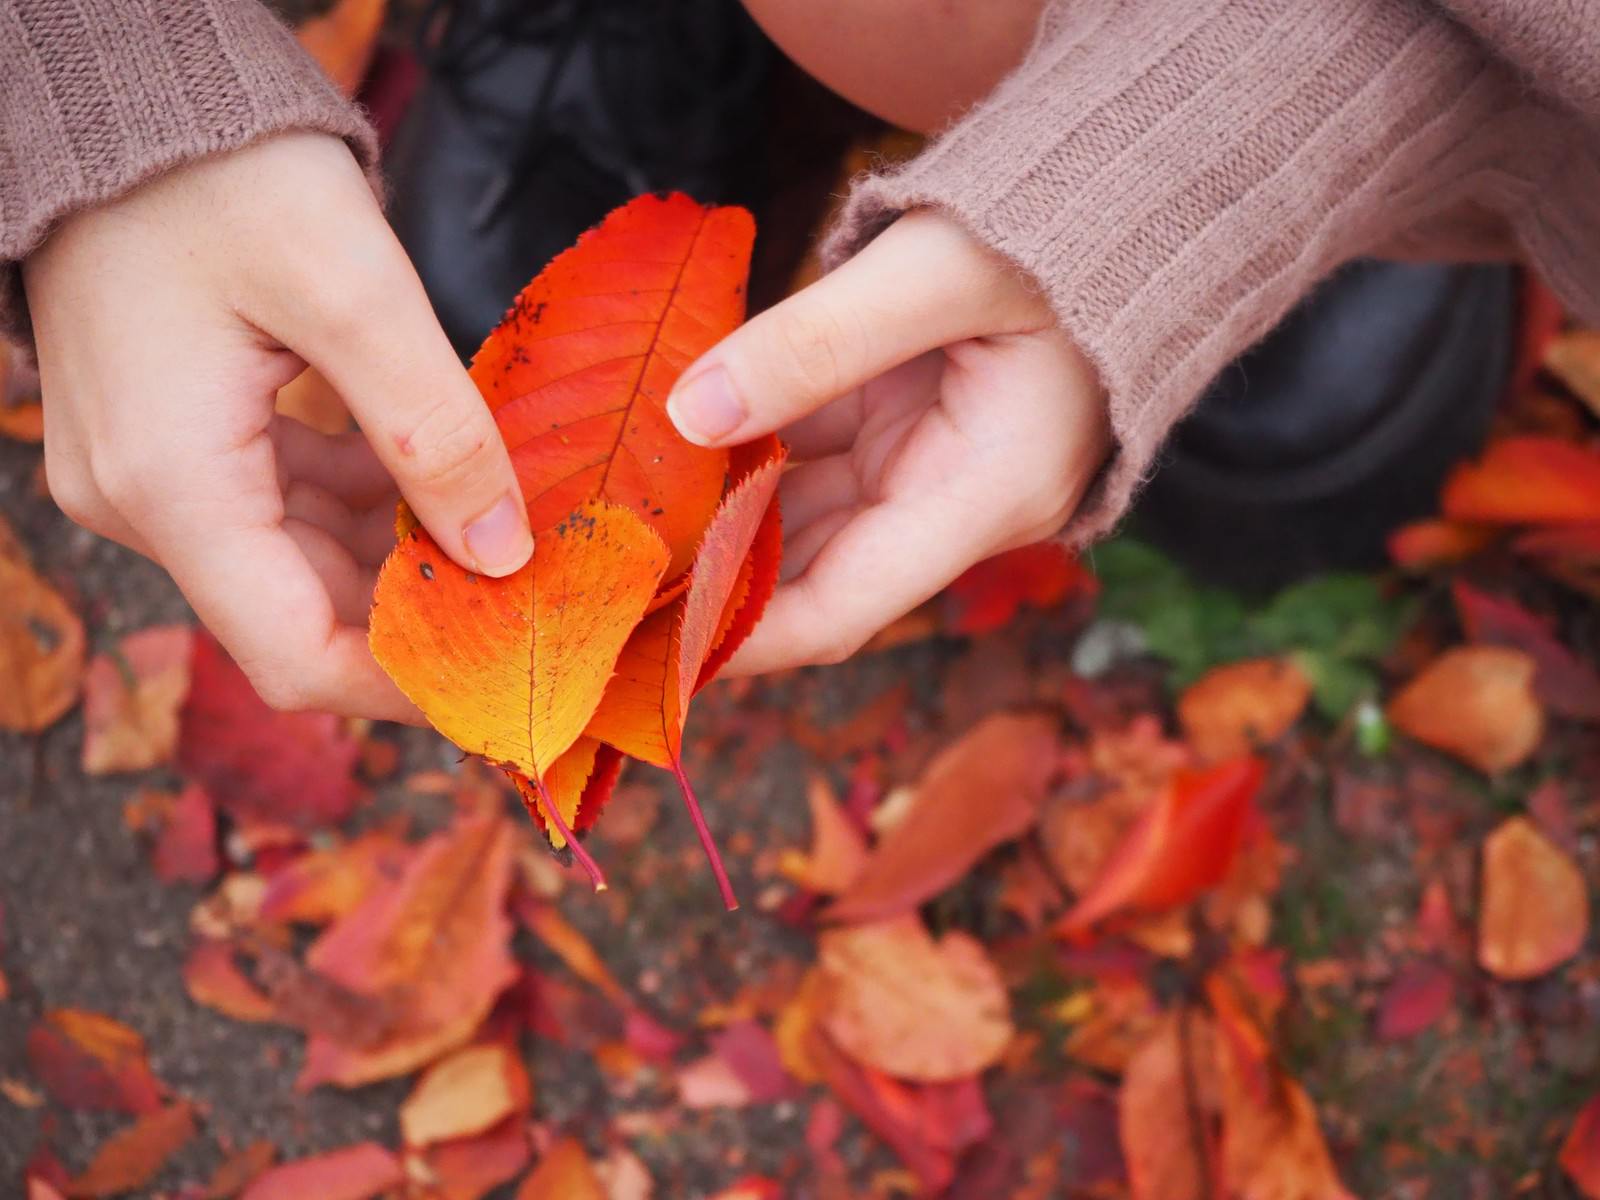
[823,0,1557,546]
[0,0,379,347]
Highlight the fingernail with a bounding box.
[668,366,745,445]
[463,493,532,576]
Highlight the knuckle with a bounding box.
[249,667,313,713]
[87,444,149,511]
[771,304,855,395]
[402,402,499,492]
[43,460,99,527]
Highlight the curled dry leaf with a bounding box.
[826,713,1059,924]
[238,1142,403,1200]
[1055,759,1264,940]
[1561,1094,1600,1200]
[1387,645,1543,773]
[1478,815,1589,981]
[1178,657,1311,763]
[67,1102,196,1198]
[298,811,518,1088]
[0,513,85,732]
[399,1042,531,1148]
[26,1009,165,1115]
[778,775,868,895]
[515,1136,607,1200]
[80,625,192,774]
[817,915,1013,1083]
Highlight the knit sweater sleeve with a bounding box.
[823,0,1600,546]
[0,0,377,345]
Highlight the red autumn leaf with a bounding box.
[1562,1094,1600,1200]
[1441,434,1600,525]
[146,784,219,885]
[1478,815,1589,980]
[515,1137,607,1200]
[199,1140,277,1199]
[298,810,518,1088]
[415,1117,532,1200]
[67,1102,196,1198]
[473,192,753,576]
[1386,518,1497,569]
[80,624,192,774]
[1056,758,1264,939]
[238,1142,403,1200]
[581,450,785,906]
[26,1009,165,1114]
[178,631,362,830]
[1374,960,1455,1041]
[1387,645,1544,773]
[943,540,1097,635]
[826,713,1059,924]
[0,512,85,733]
[1452,580,1600,720]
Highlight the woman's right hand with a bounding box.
[25,131,533,719]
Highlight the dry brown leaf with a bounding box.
[0,513,85,732]
[1178,657,1310,763]
[816,915,1012,1082]
[778,775,868,895]
[1387,646,1543,773]
[1478,815,1589,980]
[400,1042,530,1148]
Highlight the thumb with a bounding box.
[274,242,533,578]
[665,210,1032,447]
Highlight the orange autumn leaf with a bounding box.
[371,498,669,866]
[779,774,869,896]
[1387,645,1543,773]
[1562,1094,1600,1200]
[1387,518,1497,569]
[26,1009,165,1114]
[1478,815,1589,981]
[1119,1010,1220,1200]
[182,940,277,1024]
[816,915,1013,1082]
[473,192,754,576]
[200,1140,278,1199]
[414,1118,531,1200]
[1056,758,1264,939]
[399,1043,531,1148]
[294,0,387,96]
[239,1142,403,1200]
[298,810,517,1088]
[67,1102,196,1198]
[1441,434,1600,525]
[0,401,42,442]
[516,1137,607,1200]
[1547,329,1600,420]
[1178,657,1311,763]
[825,712,1059,923]
[0,340,43,442]
[0,513,85,732]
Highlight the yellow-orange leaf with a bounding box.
[1387,646,1543,773]
[1478,815,1589,980]
[370,499,668,787]
[472,193,754,577]
[515,1137,606,1200]
[1178,658,1310,763]
[399,1043,531,1148]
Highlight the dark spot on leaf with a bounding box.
[419,562,435,581]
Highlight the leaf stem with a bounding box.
[671,759,739,911]
[534,776,608,892]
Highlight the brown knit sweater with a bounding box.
[3,0,1597,544]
